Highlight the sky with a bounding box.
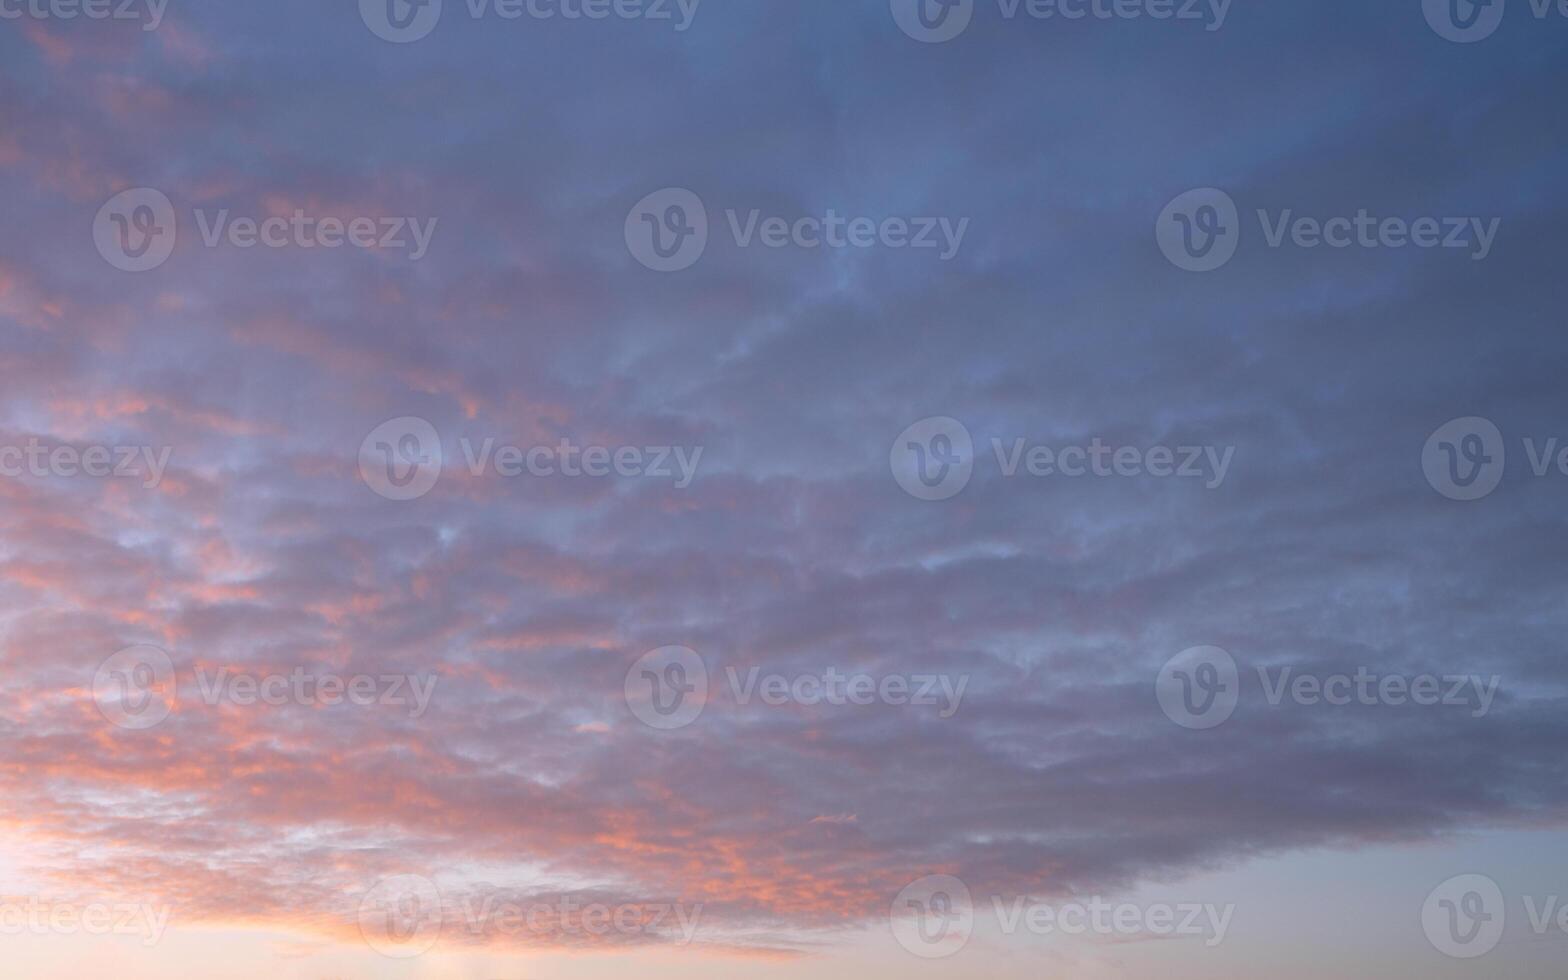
[2,0,1567,977]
